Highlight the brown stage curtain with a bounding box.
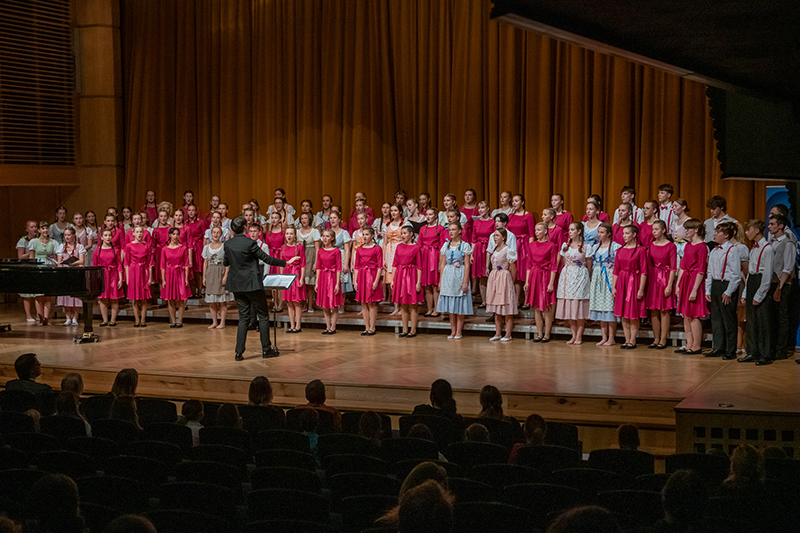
[122,0,767,224]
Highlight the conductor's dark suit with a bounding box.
[223,233,286,356]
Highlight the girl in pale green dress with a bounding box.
[27,221,57,325]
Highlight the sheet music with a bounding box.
[262,274,297,289]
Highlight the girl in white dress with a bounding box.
[55,228,87,326]
[203,226,233,329]
[491,191,514,218]
[485,229,517,341]
[372,202,392,244]
[16,220,39,322]
[556,222,593,345]
[297,212,322,312]
[589,223,621,346]
[204,212,231,245]
[28,221,58,325]
[294,200,324,232]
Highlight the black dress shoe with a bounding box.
[755,358,773,366]
[738,354,759,363]
[485,314,495,323]
[235,353,244,361]
[722,353,736,360]
[704,350,724,358]
[262,348,279,358]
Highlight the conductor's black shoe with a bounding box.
[262,348,279,358]
[738,354,759,363]
[234,353,244,361]
[755,358,773,366]
[704,350,724,358]
[722,353,736,360]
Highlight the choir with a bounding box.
[15,186,799,363]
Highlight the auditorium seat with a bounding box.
[328,472,400,503]
[501,483,580,527]
[551,468,628,502]
[449,477,497,503]
[665,453,730,486]
[81,395,114,421]
[199,425,252,453]
[5,432,62,458]
[399,414,461,447]
[66,436,119,462]
[588,448,655,478]
[103,455,168,487]
[189,444,249,472]
[122,440,184,466]
[394,458,464,480]
[468,463,544,489]
[340,494,397,533]
[631,473,671,492]
[0,447,28,471]
[286,408,337,434]
[256,429,310,452]
[239,404,287,433]
[545,421,582,452]
[317,433,377,459]
[341,411,392,438]
[32,450,95,479]
[175,461,245,494]
[244,520,330,533]
[77,475,149,513]
[0,411,36,434]
[462,417,518,449]
[446,442,508,469]
[247,489,330,523]
[158,481,237,520]
[250,466,322,493]
[765,458,800,485]
[254,449,317,472]
[453,501,536,533]
[380,437,439,465]
[40,415,88,440]
[0,497,21,523]
[515,444,582,473]
[80,501,120,533]
[137,398,178,425]
[142,422,193,451]
[596,490,663,528]
[324,453,388,476]
[91,418,143,443]
[0,468,47,502]
[0,389,40,413]
[147,509,232,533]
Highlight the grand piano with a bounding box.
[0,259,105,343]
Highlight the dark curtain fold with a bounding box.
[121,0,766,223]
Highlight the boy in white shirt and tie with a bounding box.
[738,220,775,365]
[705,222,742,360]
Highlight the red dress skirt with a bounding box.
[94,246,123,299]
[471,219,495,278]
[316,248,343,308]
[354,245,383,303]
[646,242,677,310]
[525,241,558,311]
[391,244,423,304]
[613,246,648,319]
[418,225,446,286]
[161,246,190,300]
[281,244,307,302]
[124,242,152,300]
[676,242,709,318]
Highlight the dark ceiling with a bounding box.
[492,0,800,104]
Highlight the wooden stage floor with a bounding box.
[1,304,797,454]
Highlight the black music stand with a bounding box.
[262,274,299,355]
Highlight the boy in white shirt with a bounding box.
[657,183,675,228]
[738,219,775,365]
[768,214,797,362]
[612,186,644,224]
[703,195,738,244]
[704,222,742,360]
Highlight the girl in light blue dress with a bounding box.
[589,223,621,346]
[436,222,473,339]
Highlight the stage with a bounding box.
[0,304,798,457]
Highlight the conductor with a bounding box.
[223,215,299,360]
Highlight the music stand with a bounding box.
[262,274,299,355]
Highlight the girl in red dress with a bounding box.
[349,198,374,234]
[551,194,573,242]
[419,208,448,316]
[639,200,659,249]
[141,190,158,225]
[180,190,201,221]
[525,222,559,342]
[125,213,152,248]
[316,229,343,334]
[675,219,709,354]
[471,201,495,308]
[392,226,423,337]
[120,207,133,233]
[265,212,287,312]
[353,227,383,335]
[281,227,306,333]
[612,203,640,245]
[102,212,124,250]
[152,209,171,289]
[161,227,191,328]
[508,194,536,308]
[461,188,479,243]
[94,228,123,326]
[582,194,610,224]
[541,208,564,250]
[124,226,153,327]
[646,220,678,349]
[613,225,648,349]
[186,204,205,298]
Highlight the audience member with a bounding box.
[300,408,320,459]
[246,375,287,429]
[407,423,448,462]
[617,423,640,451]
[705,448,728,459]
[59,372,84,395]
[53,392,91,436]
[25,474,85,533]
[398,480,454,533]
[216,403,243,429]
[723,444,765,491]
[110,368,138,397]
[761,446,787,459]
[546,505,620,533]
[248,375,275,405]
[110,396,141,429]
[412,379,461,422]
[295,379,343,431]
[476,385,521,437]
[509,414,547,464]
[646,470,708,533]
[464,423,490,443]
[103,514,157,533]
[0,517,21,533]
[359,410,383,444]
[178,399,204,446]
[5,353,53,404]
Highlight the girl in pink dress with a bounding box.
[281,227,306,333]
[125,213,152,248]
[525,223,558,342]
[551,194,573,242]
[316,229,343,334]
[541,208,565,251]
[391,227,423,337]
[161,228,191,328]
[348,198,374,234]
[612,203,640,245]
[675,219,709,354]
[152,209,171,287]
[471,202,495,309]
[56,228,87,327]
[582,194,610,224]
[186,205,206,298]
[124,226,153,327]
[383,204,405,315]
[120,207,133,233]
[461,188,479,243]
[556,223,592,345]
[486,229,517,341]
[102,212,125,250]
[613,225,648,349]
[353,227,383,335]
[646,220,678,349]
[141,190,158,226]
[419,208,448,316]
[639,200,659,249]
[508,194,536,308]
[94,228,124,326]
[265,212,287,312]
